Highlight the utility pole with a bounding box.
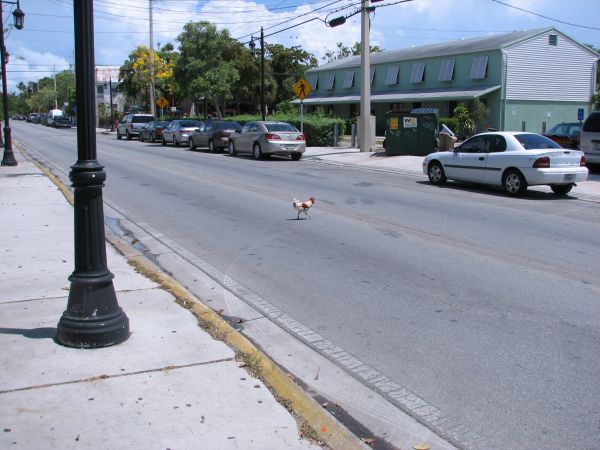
[359,0,371,152]
[149,0,155,117]
[260,27,265,120]
[53,64,58,108]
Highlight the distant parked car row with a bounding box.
[118,114,306,160]
[25,110,72,128]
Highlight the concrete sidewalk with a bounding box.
[0,151,364,450]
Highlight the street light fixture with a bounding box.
[1,0,25,167]
[56,0,129,348]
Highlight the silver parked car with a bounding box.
[579,111,600,166]
[117,114,154,140]
[161,119,203,147]
[227,121,306,160]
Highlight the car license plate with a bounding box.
[284,144,295,150]
[564,174,576,181]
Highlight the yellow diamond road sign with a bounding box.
[156,96,168,109]
[293,78,311,100]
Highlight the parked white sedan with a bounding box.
[423,132,588,196]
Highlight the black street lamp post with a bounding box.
[0,0,25,167]
[249,28,265,120]
[56,0,129,348]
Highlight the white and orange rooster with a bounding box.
[292,196,316,219]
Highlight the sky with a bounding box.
[4,0,600,93]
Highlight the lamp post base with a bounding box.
[1,127,17,166]
[57,275,130,348]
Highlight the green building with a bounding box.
[302,28,598,135]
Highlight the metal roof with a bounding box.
[292,85,501,105]
[308,28,557,73]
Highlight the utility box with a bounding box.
[384,110,438,156]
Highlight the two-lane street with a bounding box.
[14,121,600,449]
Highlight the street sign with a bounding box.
[578,108,584,121]
[292,78,311,100]
[156,96,168,109]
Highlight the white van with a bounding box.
[579,111,600,165]
[46,109,64,127]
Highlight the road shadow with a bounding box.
[416,180,580,201]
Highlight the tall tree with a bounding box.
[175,22,242,119]
[118,45,174,111]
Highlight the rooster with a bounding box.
[292,196,316,219]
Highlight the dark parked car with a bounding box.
[139,121,169,143]
[543,122,581,149]
[188,120,242,152]
[52,116,72,128]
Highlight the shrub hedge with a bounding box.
[226,113,346,147]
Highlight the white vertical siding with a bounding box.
[505,31,597,101]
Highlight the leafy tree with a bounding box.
[266,43,317,111]
[453,103,477,139]
[322,42,384,63]
[118,45,174,111]
[175,22,243,119]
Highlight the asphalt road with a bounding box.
[14,121,600,449]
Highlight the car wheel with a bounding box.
[208,140,216,153]
[161,136,167,146]
[126,130,132,140]
[189,138,196,151]
[117,130,122,140]
[253,143,263,160]
[502,169,527,196]
[550,183,573,195]
[228,141,237,156]
[291,152,302,161]
[428,161,447,185]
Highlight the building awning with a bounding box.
[293,85,501,105]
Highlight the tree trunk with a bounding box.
[213,101,223,120]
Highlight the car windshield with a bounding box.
[155,121,169,127]
[179,120,202,128]
[546,124,563,134]
[132,116,154,123]
[514,133,562,150]
[265,123,297,132]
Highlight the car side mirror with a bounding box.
[235,129,241,134]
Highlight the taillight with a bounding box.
[533,156,550,168]
[296,134,305,141]
[265,133,281,140]
[580,155,586,167]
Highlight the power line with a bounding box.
[489,0,600,31]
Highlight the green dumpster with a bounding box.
[384,110,438,156]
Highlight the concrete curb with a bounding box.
[20,145,368,450]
